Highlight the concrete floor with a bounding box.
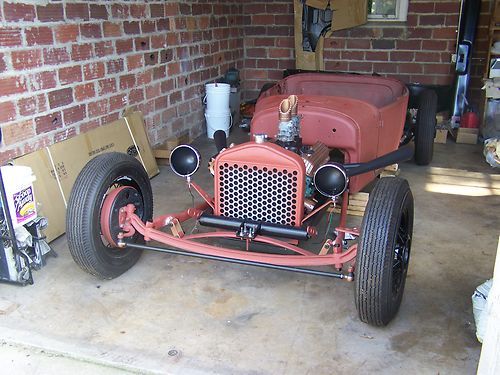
[1,130,499,374]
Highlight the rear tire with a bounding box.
[414,89,437,165]
[66,152,153,279]
[355,177,414,326]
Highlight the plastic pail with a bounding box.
[205,110,232,139]
[204,83,230,113]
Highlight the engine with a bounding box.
[213,96,330,227]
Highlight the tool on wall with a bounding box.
[294,0,367,70]
[450,0,481,127]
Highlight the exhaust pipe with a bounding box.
[344,145,414,177]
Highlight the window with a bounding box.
[367,0,409,22]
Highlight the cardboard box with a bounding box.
[13,112,158,242]
[153,131,190,160]
[456,128,479,144]
[435,129,448,144]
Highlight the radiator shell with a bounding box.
[214,142,306,227]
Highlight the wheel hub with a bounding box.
[100,186,143,247]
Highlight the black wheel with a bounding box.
[66,152,153,279]
[355,177,414,326]
[414,89,437,165]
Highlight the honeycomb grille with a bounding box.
[218,163,299,226]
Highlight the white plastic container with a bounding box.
[0,165,37,228]
[204,110,232,139]
[204,83,231,113]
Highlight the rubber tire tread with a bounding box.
[414,89,437,165]
[66,152,153,279]
[355,177,414,326]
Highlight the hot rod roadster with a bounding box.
[67,73,414,326]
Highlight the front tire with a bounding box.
[355,177,414,326]
[66,152,153,279]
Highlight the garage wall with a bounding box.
[0,1,244,163]
[242,0,493,103]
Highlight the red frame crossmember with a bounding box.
[114,183,359,268]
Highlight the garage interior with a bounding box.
[0,1,499,374]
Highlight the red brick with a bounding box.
[435,2,460,13]
[58,66,82,85]
[165,3,179,16]
[98,78,116,95]
[116,39,134,54]
[408,2,434,14]
[35,112,62,134]
[94,41,114,57]
[48,87,73,109]
[37,4,64,22]
[74,83,95,101]
[408,28,433,39]
[341,50,365,60]
[419,15,445,26]
[150,4,165,17]
[0,54,5,73]
[365,51,389,61]
[12,50,43,70]
[423,64,453,75]
[0,149,22,164]
[72,44,93,61]
[372,39,395,50]
[415,52,441,62]
[54,127,77,143]
[17,97,37,116]
[66,3,89,20]
[101,112,120,125]
[80,23,102,39]
[390,51,415,62]
[397,39,422,50]
[151,35,167,49]
[106,59,124,74]
[0,101,16,123]
[119,74,136,90]
[141,20,156,33]
[90,4,108,20]
[83,62,105,80]
[103,22,122,37]
[346,39,370,49]
[136,71,152,85]
[130,4,147,18]
[422,40,448,51]
[2,120,35,146]
[111,4,129,18]
[109,94,126,111]
[88,99,109,117]
[43,48,70,65]
[3,2,36,22]
[269,48,290,59]
[127,54,144,70]
[0,28,22,47]
[135,37,150,51]
[373,63,398,74]
[433,28,458,39]
[25,27,53,46]
[55,25,79,43]
[144,52,158,66]
[128,88,144,104]
[124,21,140,35]
[63,105,86,125]
[29,71,57,90]
[398,63,423,74]
[349,61,372,72]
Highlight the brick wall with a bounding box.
[242,0,494,105]
[0,1,244,163]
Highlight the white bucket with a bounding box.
[204,83,231,113]
[205,110,232,139]
[0,165,37,228]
